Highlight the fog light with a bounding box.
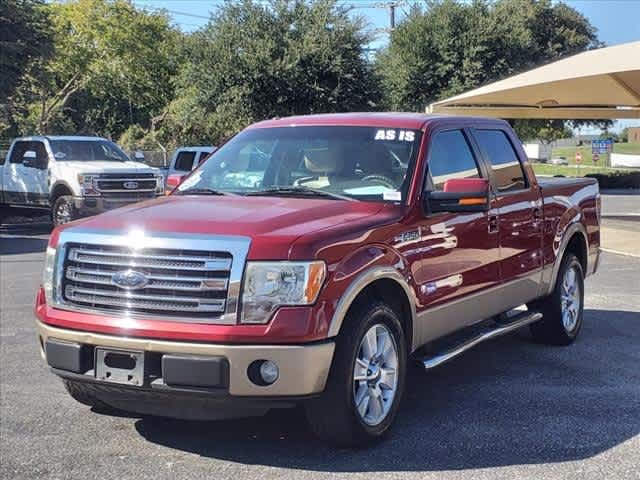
[259,360,279,384]
[248,359,279,386]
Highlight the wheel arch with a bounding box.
[327,268,417,352]
[50,181,74,204]
[547,221,589,295]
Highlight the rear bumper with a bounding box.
[72,194,159,217]
[36,320,334,398]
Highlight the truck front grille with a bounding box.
[61,244,232,319]
[96,173,157,193]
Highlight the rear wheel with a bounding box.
[529,253,584,345]
[52,195,77,226]
[304,300,406,447]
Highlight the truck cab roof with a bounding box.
[13,135,109,143]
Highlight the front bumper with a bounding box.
[72,194,159,217]
[36,321,334,398]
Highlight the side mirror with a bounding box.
[23,151,47,169]
[426,178,490,213]
[133,151,145,160]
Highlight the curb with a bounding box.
[601,214,640,221]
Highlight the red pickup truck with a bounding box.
[36,113,600,446]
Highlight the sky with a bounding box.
[132,0,640,132]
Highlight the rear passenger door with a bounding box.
[473,128,543,304]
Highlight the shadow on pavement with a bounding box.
[0,235,49,255]
[134,308,640,472]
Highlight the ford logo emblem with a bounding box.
[123,181,139,189]
[112,270,148,290]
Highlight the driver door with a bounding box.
[3,140,49,206]
[406,129,501,345]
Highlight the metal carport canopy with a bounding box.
[428,40,640,119]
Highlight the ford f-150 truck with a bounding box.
[0,136,164,226]
[35,113,600,446]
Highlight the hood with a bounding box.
[70,195,387,259]
[56,160,158,174]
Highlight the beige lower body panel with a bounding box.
[413,273,542,348]
[36,321,335,397]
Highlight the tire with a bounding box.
[304,299,407,447]
[52,195,77,226]
[528,253,584,346]
[62,379,117,412]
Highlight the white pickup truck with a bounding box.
[0,136,164,226]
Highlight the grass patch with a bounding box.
[532,164,631,177]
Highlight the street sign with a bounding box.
[575,151,582,163]
[592,139,613,155]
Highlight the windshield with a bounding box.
[176,126,422,202]
[49,139,130,162]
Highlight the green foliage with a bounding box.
[0,0,52,136]
[160,0,380,145]
[511,119,572,143]
[13,0,180,137]
[376,0,598,111]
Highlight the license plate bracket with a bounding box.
[95,348,144,386]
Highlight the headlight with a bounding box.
[77,174,99,196]
[155,174,165,193]
[240,261,326,324]
[42,246,57,304]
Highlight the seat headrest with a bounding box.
[304,146,344,174]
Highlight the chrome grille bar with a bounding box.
[68,247,232,271]
[65,286,226,313]
[66,266,228,292]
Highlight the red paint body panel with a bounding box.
[40,114,600,346]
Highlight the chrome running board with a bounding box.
[422,311,543,370]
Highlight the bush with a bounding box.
[585,172,640,189]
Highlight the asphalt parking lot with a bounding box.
[1,229,639,480]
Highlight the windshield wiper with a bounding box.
[175,188,233,196]
[246,186,355,201]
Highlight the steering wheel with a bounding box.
[361,174,398,190]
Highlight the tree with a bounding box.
[375,0,607,139]
[16,0,180,137]
[377,0,599,111]
[0,0,52,136]
[161,0,379,145]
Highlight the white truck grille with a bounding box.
[62,244,232,318]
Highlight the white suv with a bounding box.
[0,136,164,226]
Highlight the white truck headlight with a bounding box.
[240,261,326,324]
[42,246,57,304]
[155,174,165,194]
[77,174,99,196]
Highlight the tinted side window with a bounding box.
[174,151,196,171]
[31,141,48,162]
[475,130,527,192]
[426,130,480,191]
[9,141,30,164]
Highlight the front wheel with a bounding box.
[304,301,406,447]
[52,195,77,226]
[528,253,584,345]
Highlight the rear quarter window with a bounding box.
[475,130,527,192]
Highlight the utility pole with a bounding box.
[388,2,396,30]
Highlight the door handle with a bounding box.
[488,214,499,233]
[532,207,543,221]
